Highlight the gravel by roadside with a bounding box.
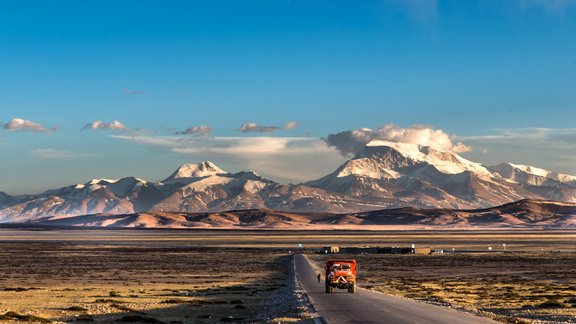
[257,254,318,323]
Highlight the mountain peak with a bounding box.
[359,140,491,176]
[164,161,227,181]
[489,162,576,184]
[232,170,262,179]
[0,191,12,205]
[86,178,119,185]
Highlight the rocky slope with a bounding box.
[2,141,576,223]
[306,141,570,209]
[0,162,378,222]
[24,200,576,229]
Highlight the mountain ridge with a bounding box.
[2,141,576,223]
[22,199,576,229]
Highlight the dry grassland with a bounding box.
[0,229,574,323]
[308,252,576,323]
[0,242,307,323]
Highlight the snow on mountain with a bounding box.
[2,145,576,224]
[42,177,148,199]
[105,177,148,197]
[489,162,576,185]
[0,176,161,223]
[319,141,492,185]
[307,140,535,209]
[488,162,576,202]
[28,199,576,229]
[153,162,275,211]
[163,161,226,183]
[1,160,374,222]
[151,166,362,214]
[364,141,492,176]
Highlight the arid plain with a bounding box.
[0,228,574,323]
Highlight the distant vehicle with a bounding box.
[325,259,356,293]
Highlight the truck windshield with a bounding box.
[332,264,352,271]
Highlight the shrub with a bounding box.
[3,287,31,292]
[66,306,87,311]
[75,314,94,322]
[0,311,52,323]
[537,300,564,309]
[94,298,125,303]
[161,299,187,304]
[117,315,165,323]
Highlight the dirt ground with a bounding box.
[0,229,574,323]
[307,252,576,323]
[0,242,308,323]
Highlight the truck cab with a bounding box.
[325,259,356,293]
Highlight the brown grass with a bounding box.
[308,252,576,323]
[0,229,574,323]
[0,242,296,323]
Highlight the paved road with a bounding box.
[295,254,498,324]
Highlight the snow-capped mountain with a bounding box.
[163,161,227,183]
[1,142,576,223]
[489,162,576,186]
[29,199,576,229]
[488,162,576,202]
[152,163,376,214]
[0,161,378,222]
[306,140,572,209]
[0,176,164,223]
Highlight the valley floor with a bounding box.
[0,241,309,323]
[307,252,576,323]
[0,229,574,323]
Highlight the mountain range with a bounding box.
[12,199,576,229]
[1,140,576,224]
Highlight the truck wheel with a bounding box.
[349,284,356,293]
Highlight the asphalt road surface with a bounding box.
[295,254,498,324]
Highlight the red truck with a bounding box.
[325,259,356,293]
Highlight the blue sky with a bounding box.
[2,0,576,194]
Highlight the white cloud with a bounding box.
[237,121,299,133]
[377,124,471,153]
[111,134,344,182]
[461,128,576,149]
[2,118,56,132]
[108,126,576,181]
[82,120,127,131]
[114,135,330,155]
[461,127,576,176]
[122,88,145,95]
[237,122,280,133]
[31,149,101,159]
[325,124,471,157]
[283,121,298,130]
[176,125,213,135]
